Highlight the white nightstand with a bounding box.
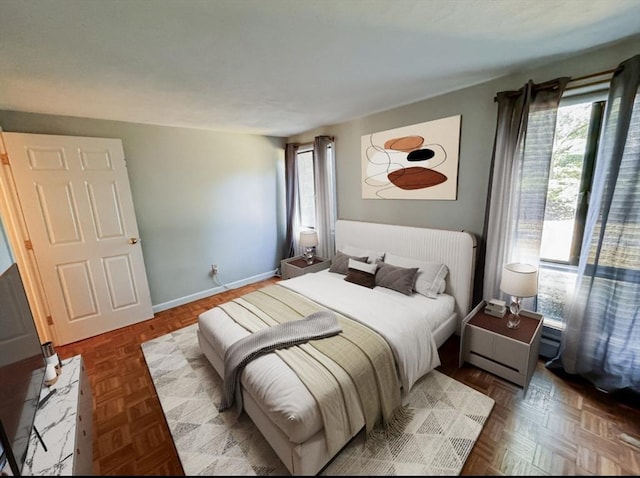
[280,255,331,279]
[459,300,543,397]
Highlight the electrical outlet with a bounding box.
[211,264,218,275]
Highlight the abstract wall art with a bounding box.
[361,115,461,199]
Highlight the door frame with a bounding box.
[0,127,54,344]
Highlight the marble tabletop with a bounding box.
[21,355,82,476]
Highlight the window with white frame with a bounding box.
[296,145,316,230]
[287,137,336,260]
[537,90,607,329]
[295,142,336,232]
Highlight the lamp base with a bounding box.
[507,297,522,329]
[506,315,521,329]
[303,247,315,265]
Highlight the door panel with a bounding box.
[103,254,138,309]
[37,181,83,244]
[57,260,98,320]
[87,181,125,239]
[3,133,153,345]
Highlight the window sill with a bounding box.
[542,317,565,332]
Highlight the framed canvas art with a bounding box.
[361,115,461,199]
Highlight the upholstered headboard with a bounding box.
[335,219,477,325]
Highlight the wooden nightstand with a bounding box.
[280,256,331,279]
[459,300,543,397]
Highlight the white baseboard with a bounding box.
[152,269,278,314]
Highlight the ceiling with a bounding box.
[1,0,639,137]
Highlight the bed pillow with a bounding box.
[328,251,368,275]
[384,253,449,298]
[344,258,378,288]
[374,260,418,296]
[341,244,385,264]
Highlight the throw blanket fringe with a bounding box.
[219,309,341,412]
[366,403,415,447]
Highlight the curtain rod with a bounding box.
[495,67,616,100]
[495,77,567,100]
[568,68,616,83]
[564,68,615,91]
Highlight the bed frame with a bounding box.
[197,219,477,475]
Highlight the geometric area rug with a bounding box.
[141,323,495,476]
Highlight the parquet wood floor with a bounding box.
[57,277,640,476]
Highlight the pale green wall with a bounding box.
[0,112,286,307]
[289,36,640,303]
[0,217,13,273]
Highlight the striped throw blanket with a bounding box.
[218,284,413,454]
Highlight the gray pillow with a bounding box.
[329,251,368,275]
[384,253,449,298]
[374,260,418,296]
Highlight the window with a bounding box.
[286,136,336,259]
[296,146,316,230]
[537,91,607,329]
[294,142,336,233]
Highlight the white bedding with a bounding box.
[279,270,448,391]
[197,269,455,446]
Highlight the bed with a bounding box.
[197,219,477,475]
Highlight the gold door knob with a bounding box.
[129,237,139,244]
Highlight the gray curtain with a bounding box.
[284,143,299,258]
[548,54,640,393]
[284,136,336,260]
[313,135,337,259]
[483,78,569,306]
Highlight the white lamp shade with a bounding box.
[299,230,318,248]
[500,262,538,298]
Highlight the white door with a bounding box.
[2,133,153,345]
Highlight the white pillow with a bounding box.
[347,258,377,274]
[341,244,385,264]
[384,253,448,298]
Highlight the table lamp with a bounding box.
[499,262,538,329]
[299,230,318,265]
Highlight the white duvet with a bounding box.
[279,271,444,391]
[197,270,453,445]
